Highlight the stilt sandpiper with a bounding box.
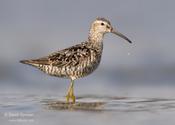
[20,17,132,103]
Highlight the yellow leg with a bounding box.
[66,79,76,103]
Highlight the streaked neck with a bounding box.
[88,29,104,43]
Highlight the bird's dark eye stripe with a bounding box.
[101,23,104,26]
[106,25,110,29]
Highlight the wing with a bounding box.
[20,42,94,67]
[47,42,91,67]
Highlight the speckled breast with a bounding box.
[40,49,102,80]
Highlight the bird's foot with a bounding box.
[66,79,76,103]
[66,85,76,103]
[66,93,76,104]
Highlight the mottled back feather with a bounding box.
[21,41,100,68]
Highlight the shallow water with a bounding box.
[1,92,175,125]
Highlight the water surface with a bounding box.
[1,91,175,125]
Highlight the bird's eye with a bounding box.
[101,23,104,26]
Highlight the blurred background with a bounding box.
[0,0,175,97]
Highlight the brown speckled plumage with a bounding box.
[21,41,103,80]
[20,17,132,103]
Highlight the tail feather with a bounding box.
[20,57,50,67]
[20,60,39,67]
[20,60,33,64]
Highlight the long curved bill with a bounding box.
[112,29,132,44]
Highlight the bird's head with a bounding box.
[89,17,132,43]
